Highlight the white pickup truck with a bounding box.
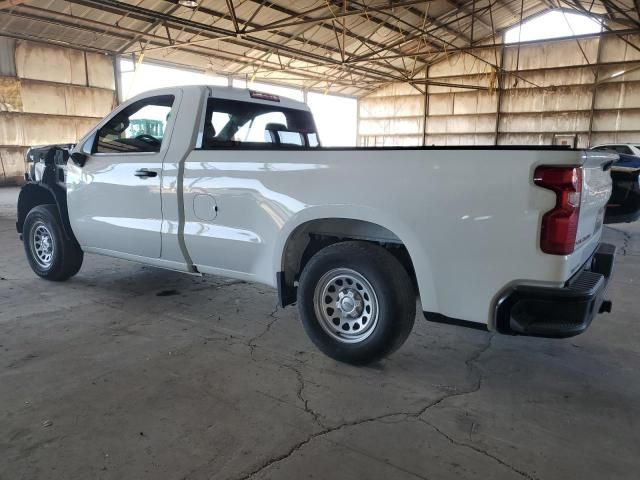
[17,86,616,364]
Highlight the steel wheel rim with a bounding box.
[30,222,54,269]
[313,268,379,344]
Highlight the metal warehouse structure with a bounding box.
[1,0,640,180]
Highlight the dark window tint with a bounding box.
[614,146,633,154]
[200,98,320,149]
[96,95,174,154]
[593,145,632,154]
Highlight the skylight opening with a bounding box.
[504,10,602,44]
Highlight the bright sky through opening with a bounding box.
[119,59,357,146]
[504,10,602,43]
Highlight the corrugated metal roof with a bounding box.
[0,0,635,96]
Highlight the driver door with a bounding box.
[67,94,177,258]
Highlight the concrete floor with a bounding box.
[1,185,639,480]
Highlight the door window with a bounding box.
[95,95,174,154]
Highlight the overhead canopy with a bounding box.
[0,0,637,96]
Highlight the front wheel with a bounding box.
[23,204,83,281]
[297,241,415,364]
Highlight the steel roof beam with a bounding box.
[0,0,28,9]
[162,0,431,81]
[122,0,424,79]
[241,0,429,33]
[62,0,409,85]
[151,0,426,79]
[0,7,374,90]
[349,4,494,63]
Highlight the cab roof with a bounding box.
[128,85,310,112]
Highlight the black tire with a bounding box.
[23,204,83,281]
[297,241,415,365]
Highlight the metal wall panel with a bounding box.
[429,50,497,78]
[86,52,116,90]
[594,82,640,110]
[599,35,640,63]
[1,38,115,184]
[0,113,23,145]
[359,95,423,118]
[15,41,87,85]
[0,147,27,185]
[499,111,591,133]
[0,37,15,76]
[426,114,497,134]
[514,67,595,89]
[592,110,640,132]
[359,34,640,148]
[503,38,599,70]
[20,81,115,117]
[425,134,495,145]
[0,77,22,111]
[452,91,498,114]
[591,132,639,144]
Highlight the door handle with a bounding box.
[134,168,158,178]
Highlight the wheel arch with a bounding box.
[274,207,437,310]
[17,183,77,244]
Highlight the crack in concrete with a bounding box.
[604,226,634,256]
[246,305,280,359]
[416,334,494,415]
[617,231,631,257]
[235,410,412,480]
[414,335,538,480]
[283,363,327,429]
[236,334,498,480]
[420,419,538,480]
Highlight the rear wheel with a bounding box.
[297,241,415,364]
[23,205,83,281]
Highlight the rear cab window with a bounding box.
[199,97,320,149]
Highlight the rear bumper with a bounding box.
[494,243,616,338]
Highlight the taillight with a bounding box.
[534,166,583,255]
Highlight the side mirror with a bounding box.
[71,152,87,167]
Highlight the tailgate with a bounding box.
[573,151,614,261]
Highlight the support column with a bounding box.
[494,46,505,146]
[356,97,362,146]
[588,36,605,147]
[422,67,429,146]
[112,54,122,105]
